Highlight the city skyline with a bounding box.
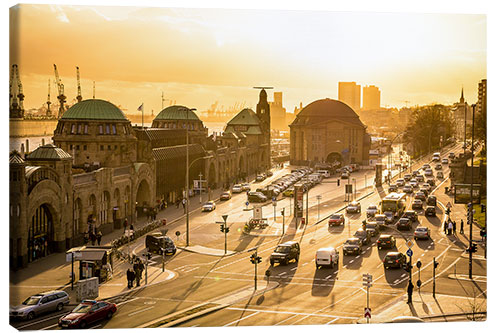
[10,4,486,115]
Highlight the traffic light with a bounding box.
[471,243,478,253]
[256,256,262,264]
[416,260,422,269]
[250,253,256,264]
[225,227,230,233]
[446,207,451,215]
[337,179,340,186]
[434,260,439,269]
[250,253,261,264]
[220,224,225,233]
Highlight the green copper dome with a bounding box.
[155,105,200,121]
[61,99,128,121]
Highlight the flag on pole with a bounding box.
[137,103,144,112]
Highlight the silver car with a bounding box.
[414,226,431,240]
[10,290,69,320]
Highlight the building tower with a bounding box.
[338,82,361,112]
[255,88,271,169]
[362,85,381,110]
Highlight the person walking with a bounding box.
[126,268,135,289]
[447,221,453,235]
[182,198,186,213]
[453,221,457,235]
[96,231,102,246]
[460,219,464,234]
[407,281,414,304]
[133,260,141,287]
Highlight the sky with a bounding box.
[9,2,487,115]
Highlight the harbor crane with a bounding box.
[46,79,52,117]
[76,66,82,103]
[53,64,67,118]
[9,64,24,118]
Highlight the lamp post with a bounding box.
[468,104,476,280]
[185,107,196,247]
[198,172,203,204]
[352,178,356,200]
[316,195,322,223]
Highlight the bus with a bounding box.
[380,193,407,221]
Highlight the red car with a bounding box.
[59,300,116,329]
[329,214,345,226]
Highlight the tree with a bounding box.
[403,104,455,158]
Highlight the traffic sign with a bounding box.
[406,239,414,249]
[272,197,276,202]
[245,201,249,206]
[406,249,413,257]
[364,308,371,318]
[446,202,452,209]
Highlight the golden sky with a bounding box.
[10,3,486,114]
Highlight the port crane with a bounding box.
[76,66,82,103]
[46,79,52,117]
[53,64,67,118]
[9,64,24,118]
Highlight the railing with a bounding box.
[73,172,96,185]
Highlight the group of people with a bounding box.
[444,218,465,235]
[126,258,145,288]
[84,229,103,246]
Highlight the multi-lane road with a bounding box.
[12,143,486,329]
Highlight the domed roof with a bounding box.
[227,108,261,126]
[293,98,364,126]
[26,144,72,160]
[61,99,128,121]
[155,105,200,121]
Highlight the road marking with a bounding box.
[291,267,297,271]
[227,307,357,320]
[40,323,59,330]
[279,272,287,276]
[349,260,354,264]
[394,279,400,284]
[355,255,360,259]
[17,312,70,329]
[400,274,406,278]
[343,265,347,268]
[127,306,155,317]
[89,324,102,329]
[302,263,308,266]
[223,311,259,326]
[274,314,299,325]
[326,317,340,324]
[116,297,138,307]
[325,275,332,280]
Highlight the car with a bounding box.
[283,188,294,197]
[412,170,420,177]
[414,226,431,239]
[241,183,251,192]
[220,191,232,200]
[10,290,69,321]
[448,152,455,159]
[416,175,424,182]
[435,164,442,170]
[266,170,273,177]
[396,217,412,230]
[231,184,243,193]
[383,211,395,224]
[58,300,117,329]
[403,174,412,181]
[403,185,413,193]
[145,233,176,255]
[442,158,449,164]
[346,201,361,214]
[365,221,380,236]
[315,247,339,268]
[256,174,265,182]
[318,170,331,178]
[247,191,267,203]
[437,171,444,179]
[377,234,396,249]
[202,201,216,212]
[270,241,300,265]
[343,237,362,255]
[374,214,388,228]
[422,164,431,170]
[426,177,436,186]
[396,178,405,187]
[383,252,408,269]
[421,183,431,191]
[328,213,345,226]
[409,179,418,188]
[388,185,398,193]
[426,195,437,206]
[425,206,436,216]
[412,199,423,210]
[354,228,371,245]
[366,204,379,217]
[341,172,349,179]
[415,191,426,201]
[420,188,429,197]
[432,152,441,162]
[424,169,433,177]
[402,210,418,223]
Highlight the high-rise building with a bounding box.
[362,85,381,110]
[270,92,287,131]
[338,82,361,112]
[477,79,487,115]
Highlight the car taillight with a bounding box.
[396,259,399,263]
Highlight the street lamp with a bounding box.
[185,107,197,247]
[468,104,476,280]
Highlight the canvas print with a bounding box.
[8,3,487,329]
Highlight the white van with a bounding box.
[432,152,441,162]
[315,247,339,268]
[318,170,330,178]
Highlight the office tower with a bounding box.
[338,82,360,111]
[362,85,381,110]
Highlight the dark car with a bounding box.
[402,210,418,223]
[247,191,267,203]
[412,199,423,210]
[365,222,380,236]
[403,174,412,181]
[427,178,435,186]
[343,237,362,255]
[388,185,398,193]
[383,252,407,269]
[59,300,116,329]
[266,170,273,177]
[145,233,176,255]
[270,241,300,266]
[435,164,442,170]
[256,174,265,182]
[415,191,426,201]
[427,195,437,206]
[396,218,412,231]
[219,191,232,201]
[425,206,436,216]
[354,228,371,245]
[328,213,345,226]
[377,234,396,249]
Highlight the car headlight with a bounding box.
[70,319,80,324]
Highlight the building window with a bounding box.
[69,144,73,150]
[108,145,111,150]
[112,124,117,134]
[76,145,80,150]
[77,124,82,134]
[114,145,117,150]
[84,124,88,134]
[71,124,76,134]
[99,125,103,134]
[83,145,87,151]
[100,145,104,151]
[106,124,110,134]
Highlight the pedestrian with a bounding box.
[460,219,464,234]
[96,231,102,245]
[182,198,186,212]
[123,218,128,233]
[447,221,453,235]
[176,199,180,209]
[90,232,96,245]
[443,220,447,234]
[83,232,89,244]
[453,221,457,235]
[126,268,134,289]
[407,281,414,304]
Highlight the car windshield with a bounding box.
[368,206,377,210]
[22,296,41,305]
[72,304,92,313]
[345,239,359,245]
[331,215,341,219]
[375,216,385,221]
[366,224,376,229]
[275,246,290,253]
[416,227,427,232]
[386,254,400,259]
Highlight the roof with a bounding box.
[9,151,25,164]
[61,99,128,121]
[25,144,72,161]
[291,98,364,127]
[154,105,201,121]
[227,108,261,126]
[152,144,206,161]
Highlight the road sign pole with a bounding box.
[222,215,228,255]
[71,252,74,290]
[254,248,258,291]
[433,257,436,298]
[367,285,370,324]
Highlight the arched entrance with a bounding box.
[28,204,55,263]
[136,179,151,218]
[326,152,342,164]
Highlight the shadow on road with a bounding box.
[384,267,408,288]
[414,237,435,251]
[341,252,363,270]
[311,265,338,297]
